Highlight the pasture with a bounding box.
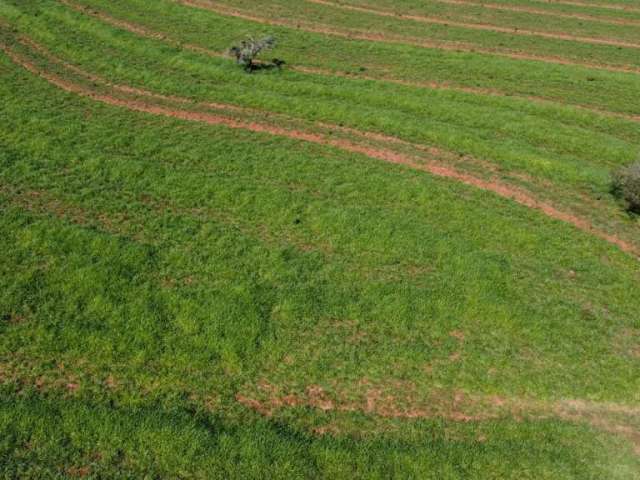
[1,0,639,478]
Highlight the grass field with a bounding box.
[1,0,639,478]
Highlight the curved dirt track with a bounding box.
[2,42,638,258]
[433,0,640,26]
[172,0,640,75]
[57,0,640,123]
[307,0,640,49]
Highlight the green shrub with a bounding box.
[612,161,640,213]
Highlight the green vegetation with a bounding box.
[613,161,640,213]
[229,35,281,72]
[0,0,639,477]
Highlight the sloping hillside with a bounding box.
[1,0,639,478]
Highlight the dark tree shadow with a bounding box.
[244,59,286,73]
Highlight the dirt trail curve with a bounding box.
[2,42,638,258]
[307,0,640,49]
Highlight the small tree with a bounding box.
[612,161,640,213]
[229,36,277,72]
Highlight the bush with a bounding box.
[612,161,640,213]
[229,36,279,72]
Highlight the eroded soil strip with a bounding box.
[307,0,640,49]
[173,0,640,75]
[56,0,640,122]
[2,44,638,257]
[236,381,640,453]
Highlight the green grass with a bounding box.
[5,393,638,479]
[1,0,639,477]
[30,0,640,116]
[2,0,638,245]
[340,0,640,40]
[178,0,640,68]
[254,0,640,49]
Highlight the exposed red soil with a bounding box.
[3,43,639,257]
[66,466,91,478]
[175,0,640,75]
[238,381,496,421]
[435,0,640,27]
[237,380,640,452]
[553,399,640,454]
[449,330,466,341]
[53,2,640,122]
[308,0,640,49]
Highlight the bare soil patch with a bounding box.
[237,379,640,453]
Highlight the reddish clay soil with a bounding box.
[237,382,495,421]
[308,0,640,49]
[237,380,640,452]
[175,0,640,75]
[3,43,639,257]
[435,0,640,27]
